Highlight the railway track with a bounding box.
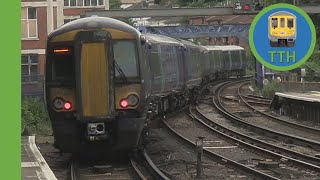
[238,82,320,135]
[216,80,320,151]
[197,80,320,167]
[161,118,279,180]
[162,109,320,179]
[70,150,170,180]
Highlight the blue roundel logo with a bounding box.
[249,3,316,71]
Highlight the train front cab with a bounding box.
[268,12,296,47]
[45,18,146,153]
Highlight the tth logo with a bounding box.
[249,3,316,71]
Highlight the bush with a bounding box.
[262,80,282,98]
[21,97,52,135]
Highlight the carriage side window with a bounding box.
[287,18,294,28]
[272,18,278,28]
[280,18,285,28]
[113,41,139,78]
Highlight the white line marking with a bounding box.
[28,136,57,180]
[204,146,238,149]
[21,162,40,168]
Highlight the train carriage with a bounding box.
[268,11,296,47]
[45,17,247,154]
[45,17,148,153]
[214,46,246,77]
[142,34,185,94]
[202,46,224,78]
[178,39,206,87]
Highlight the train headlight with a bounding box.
[127,94,139,106]
[53,98,64,110]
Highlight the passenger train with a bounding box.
[45,17,246,153]
[269,11,296,47]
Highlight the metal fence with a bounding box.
[279,81,320,93]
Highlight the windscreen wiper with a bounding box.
[113,60,128,83]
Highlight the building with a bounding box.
[21,0,109,97]
[188,15,254,54]
[120,0,142,9]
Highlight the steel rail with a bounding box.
[141,149,171,180]
[130,158,148,180]
[162,119,280,180]
[192,105,320,171]
[207,81,320,167]
[217,81,320,151]
[238,81,320,135]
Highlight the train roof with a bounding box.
[178,39,208,51]
[269,11,296,17]
[203,45,245,51]
[178,39,199,47]
[48,17,141,40]
[143,33,183,45]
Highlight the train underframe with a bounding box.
[51,112,146,154]
[270,38,295,47]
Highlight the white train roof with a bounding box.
[203,45,245,51]
[144,33,182,45]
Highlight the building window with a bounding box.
[64,0,104,7]
[21,7,38,39]
[64,18,77,24]
[22,55,39,83]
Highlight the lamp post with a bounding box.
[196,136,205,178]
[301,68,306,93]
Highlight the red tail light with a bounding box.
[120,99,129,108]
[244,4,250,10]
[64,102,72,110]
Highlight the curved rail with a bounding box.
[216,80,320,151]
[141,149,171,180]
[130,158,148,180]
[238,81,320,135]
[162,119,280,180]
[207,81,320,168]
[193,105,320,171]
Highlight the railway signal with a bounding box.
[234,0,263,13]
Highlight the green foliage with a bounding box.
[110,0,122,9]
[303,51,320,81]
[120,18,135,26]
[193,38,209,45]
[262,80,282,98]
[245,51,256,76]
[176,0,225,7]
[109,0,135,26]
[21,97,52,135]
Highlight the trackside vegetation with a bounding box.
[21,97,52,135]
[262,80,282,98]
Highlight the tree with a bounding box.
[110,0,122,9]
[109,0,135,26]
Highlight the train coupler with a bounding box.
[86,123,108,141]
